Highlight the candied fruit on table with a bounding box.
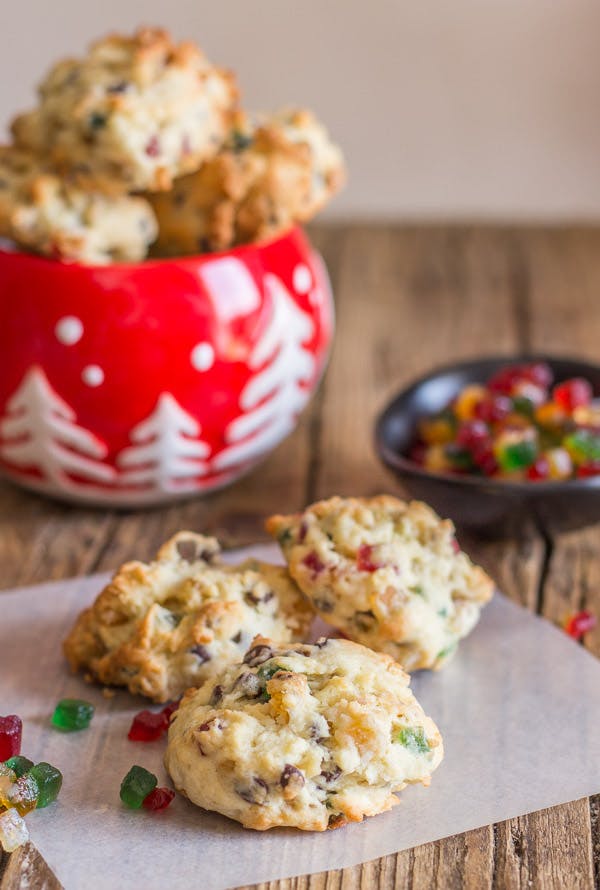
[0,715,22,760]
[51,698,94,731]
[4,756,34,778]
[120,765,158,809]
[409,361,600,482]
[0,809,29,853]
[29,762,63,808]
[564,610,597,639]
[128,709,170,742]
[0,772,39,816]
[142,787,175,811]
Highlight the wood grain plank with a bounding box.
[3,225,599,890]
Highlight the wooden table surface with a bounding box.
[1,224,599,890]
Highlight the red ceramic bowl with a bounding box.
[0,227,333,507]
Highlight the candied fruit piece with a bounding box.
[423,443,449,472]
[456,420,490,450]
[357,544,383,573]
[454,384,487,421]
[527,456,550,481]
[0,773,38,816]
[535,401,567,429]
[494,432,537,471]
[51,698,94,732]
[522,362,553,389]
[142,787,175,811]
[4,756,33,778]
[488,365,524,395]
[564,610,596,639]
[395,726,429,753]
[120,765,157,809]
[302,551,325,575]
[418,413,455,445]
[161,701,180,722]
[128,710,169,742]
[30,762,63,808]
[553,378,593,412]
[546,448,573,480]
[445,444,474,471]
[577,460,600,477]
[0,809,29,852]
[0,716,22,761]
[564,430,600,465]
[474,394,512,424]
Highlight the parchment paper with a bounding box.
[2,543,600,890]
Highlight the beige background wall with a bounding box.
[2,1,600,220]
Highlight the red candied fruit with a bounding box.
[357,544,382,573]
[473,445,499,476]
[522,362,553,389]
[553,378,593,412]
[161,701,180,722]
[302,552,325,575]
[451,538,460,554]
[527,456,550,481]
[142,787,176,812]
[577,461,600,478]
[564,610,597,639]
[0,715,22,761]
[488,365,524,395]
[474,394,512,424]
[456,420,490,450]
[128,710,170,742]
[408,443,427,465]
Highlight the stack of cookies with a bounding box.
[1,27,345,265]
[64,495,493,831]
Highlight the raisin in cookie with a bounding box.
[63,532,313,702]
[165,635,443,831]
[267,496,494,671]
[0,145,157,264]
[12,27,237,193]
[149,107,345,255]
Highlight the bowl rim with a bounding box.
[375,353,600,495]
[0,225,305,273]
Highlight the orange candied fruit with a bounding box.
[453,384,487,421]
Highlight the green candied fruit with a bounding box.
[29,762,63,809]
[444,444,474,471]
[277,528,293,547]
[395,726,430,754]
[511,396,535,417]
[564,430,600,463]
[497,439,537,471]
[120,765,157,809]
[257,663,288,702]
[4,756,33,779]
[51,698,95,732]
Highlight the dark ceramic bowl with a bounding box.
[375,355,600,536]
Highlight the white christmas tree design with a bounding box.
[0,366,115,488]
[117,393,211,492]
[213,273,316,471]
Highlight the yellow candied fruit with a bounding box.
[535,402,566,428]
[496,469,526,481]
[546,448,573,480]
[418,416,454,445]
[453,384,487,421]
[502,412,531,430]
[423,444,449,472]
[573,405,600,427]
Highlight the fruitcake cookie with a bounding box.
[63,532,313,702]
[11,27,237,193]
[0,145,157,263]
[266,496,494,671]
[165,636,443,831]
[149,107,345,255]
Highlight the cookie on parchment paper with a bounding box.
[63,531,313,702]
[165,635,443,830]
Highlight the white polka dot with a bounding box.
[308,287,323,306]
[293,264,312,294]
[82,365,104,387]
[191,342,215,372]
[55,316,83,345]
